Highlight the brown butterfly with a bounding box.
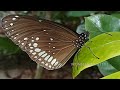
[1,15,88,70]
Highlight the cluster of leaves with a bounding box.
[69,11,120,79]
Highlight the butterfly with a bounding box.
[1,15,89,70]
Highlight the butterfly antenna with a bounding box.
[104,32,112,36]
[98,30,112,36]
[83,44,100,59]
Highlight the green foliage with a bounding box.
[85,14,120,38]
[101,71,120,79]
[108,56,120,70]
[97,61,118,76]
[67,11,97,17]
[72,32,120,78]
[0,37,20,55]
[73,14,120,78]
[84,14,120,77]
[112,13,120,19]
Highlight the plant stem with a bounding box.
[34,64,43,79]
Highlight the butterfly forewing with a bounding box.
[1,15,81,70]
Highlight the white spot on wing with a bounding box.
[18,40,21,43]
[5,28,8,30]
[28,43,31,46]
[41,53,47,58]
[33,43,38,47]
[34,56,37,58]
[51,59,56,65]
[15,15,19,17]
[44,55,50,61]
[5,21,7,23]
[24,37,28,40]
[48,56,53,62]
[39,20,42,22]
[41,61,44,64]
[10,23,13,26]
[38,58,41,61]
[34,48,41,52]
[21,43,24,45]
[45,63,48,66]
[50,38,53,41]
[53,47,55,48]
[30,50,33,53]
[49,65,51,68]
[36,37,39,40]
[32,40,34,42]
[14,37,16,39]
[12,18,16,20]
[38,51,45,56]
[54,61,59,66]
[30,47,33,49]
[32,52,36,55]
[48,51,51,52]
[11,36,14,38]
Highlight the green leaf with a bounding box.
[97,56,120,76]
[0,37,20,55]
[97,61,118,76]
[72,32,120,78]
[85,14,120,76]
[108,56,120,70]
[112,13,120,19]
[85,14,120,38]
[67,11,97,17]
[101,71,120,79]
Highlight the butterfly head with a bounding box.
[79,31,89,41]
[74,31,89,48]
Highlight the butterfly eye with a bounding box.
[1,15,88,70]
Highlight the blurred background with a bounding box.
[0,11,115,79]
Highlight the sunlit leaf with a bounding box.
[101,71,120,79]
[72,32,120,78]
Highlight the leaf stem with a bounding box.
[34,64,43,79]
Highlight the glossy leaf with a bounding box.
[85,14,120,77]
[72,32,120,78]
[101,71,120,79]
[85,14,120,38]
[108,56,120,70]
[97,61,118,76]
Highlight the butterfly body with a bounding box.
[1,15,88,70]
